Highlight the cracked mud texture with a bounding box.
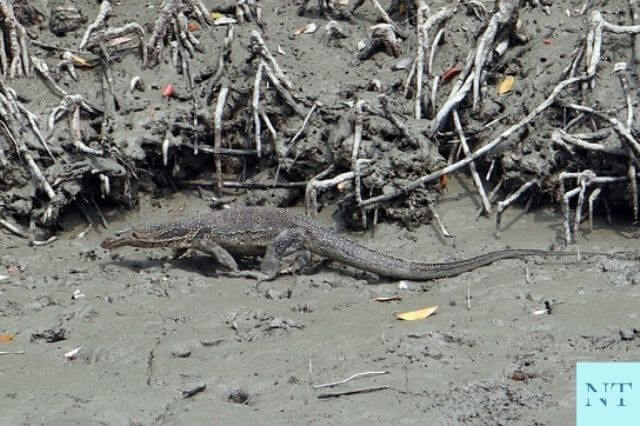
[2,0,640,424]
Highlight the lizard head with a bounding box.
[100,226,149,249]
[100,223,191,249]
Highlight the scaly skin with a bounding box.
[101,206,606,280]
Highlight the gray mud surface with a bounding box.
[2,0,640,424]
[2,179,640,425]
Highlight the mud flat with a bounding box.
[1,0,640,424]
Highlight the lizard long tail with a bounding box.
[305,230,595,280]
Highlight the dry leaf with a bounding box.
[0,334,15,343]
[210,12,224,20]
[441,66,461,83]
[70,54,92,67]
[187,21,199,32]
[395,306,438,321]
[372,296,403,302]
[107,36,133,47]
[498,75,515,94]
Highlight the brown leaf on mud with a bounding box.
[187,21,199,32]
[70,54,93,67]
[498,76,515,94]
[0,334,15,343]
[395,306,438,321]
[107,36,133,47]
[441,66,461,83]
[511,370,527,382]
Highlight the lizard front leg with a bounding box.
[260,228,309,281]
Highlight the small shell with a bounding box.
[294,22,317,35]
[64,346,82,360]
[393,57,413,70]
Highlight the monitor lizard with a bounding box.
[100,206,617,281]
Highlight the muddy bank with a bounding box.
[2,178,640,424]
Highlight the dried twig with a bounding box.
[213,86,229,193]
[317,386,390,399]
[313,371,389,389]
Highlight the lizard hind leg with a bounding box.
[260,228,308,281]
[195,238,266,281]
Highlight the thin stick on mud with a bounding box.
[0,216,56,245]
[282,103,317,160]
[313,371,389,389]
[252,61,265,158]
[0,121,56,200]
[352,100,367,227]
[368,0,406,39]
[588,187,601,231]
[573,178,588,235]
[262,63,307,117]
[475,176,504,219]
[79,1,112,50]
[305,165,336,215]
[428,28,445,76]
[213,86,229,193]
[452,109,491,213]
[472,0,520,111]
[427,201,453,237]
[495,179,538,234]
[414,1,426,119]
[317,386,390,399]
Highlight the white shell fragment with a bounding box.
[64,346,83,360]
[295,23,317,35]
[394,57,413,70]
[213,17,237,26]
[614,62,627,73]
